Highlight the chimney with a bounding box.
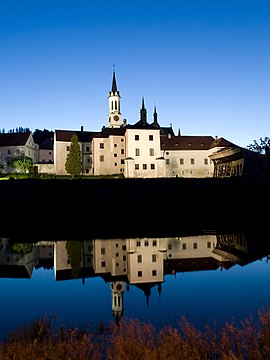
[81,125,84,132]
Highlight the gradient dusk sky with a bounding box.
[0,0,269,147]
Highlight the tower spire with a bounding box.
[140,96,147,123]
[108,67,122,128]
[111,65,118,93]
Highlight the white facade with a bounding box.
[92,132,126,176]
[124,128,163,178]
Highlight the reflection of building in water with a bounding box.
[0,238,39,278]
[111,281,124,325]
[54,240,94,281]
[1,235,238,324]
[164,235,234,274]
[213,234,258,266]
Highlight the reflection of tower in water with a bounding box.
[111,281,125,326]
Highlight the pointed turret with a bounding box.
[140,97,147,123]
[153,105,158,127]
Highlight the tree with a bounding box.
[65,241,82,277]
[65,133,82,178]
[12,155,33,174]
[247,137,270,154]
[11,243,33,255]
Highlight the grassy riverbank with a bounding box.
[1,309,270,359]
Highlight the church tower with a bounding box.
[108,69,122,128]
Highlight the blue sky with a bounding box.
[0,0,270,147]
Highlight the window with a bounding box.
[144,240,149,246]
[135,164,139,170]
[100,143,104,149]
[135,148,140,156]
[149,148,154,156]
[180,158,184,165]
[137,241,141,246]
[121,149,124,154]
[137,255,142,263]
[66,146,70,151]
[153,240,157,246]
[100,155,104,162]
[114,153,117,157]
[193,243,197,249]
[151,164,155,170]
[101,248,105,255]
[207,242,211,248]
[166,159,170,165]
[204,158,208,165]
[152,270,157,276]
[101,261,106,267]
[86,146,90,152]
[138,271,142,277]
[182,243,186,250]
[191,158,195,165]
[152,254,156,262]
[121,159,125,164]
[143,164,147,170]
[114,144,117,147]
[114,162,117,166]
[135,135,139,140]
[149,134,153,141]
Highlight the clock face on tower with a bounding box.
[113,115,119,121]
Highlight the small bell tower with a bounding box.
[108,67,122,128]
